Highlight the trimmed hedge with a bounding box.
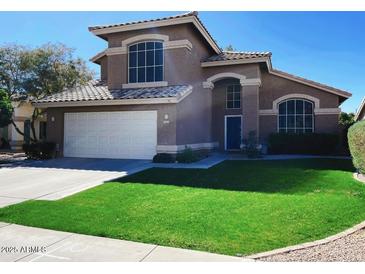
[348,121,365,174]
[23,142,56,160]
[268,133,339,155]
[153,153,175,163]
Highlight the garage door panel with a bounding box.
[64,111,157,159]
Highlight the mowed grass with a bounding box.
[1,159,365,256]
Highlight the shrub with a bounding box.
[268,133,339,155]
[241,131,261,158]
[23,142,56,160]
[152,153,175,163]
[348,121,365,174]
[176,147,199,163]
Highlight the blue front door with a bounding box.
[226,116,241,150]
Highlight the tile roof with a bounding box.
[271,69,351,99]
[88,11,198,31]
[203,51,272,62]
[36,80,192,103]
[88,11,221,54]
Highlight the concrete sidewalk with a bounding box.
[0,222,250,262]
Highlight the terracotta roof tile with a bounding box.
[88,11,198,31]
[36,80,192,103]
[203,51,272,62]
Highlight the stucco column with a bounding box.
[241,81,260,141]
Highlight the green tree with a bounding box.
[0,89,13,128]
[0,43,94,141]
[339,112,355,127]
[224,44,236,51]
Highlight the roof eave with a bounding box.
[90,50,107,64]
[201,57,271,68]
[89,15,221,54]
[355,97,365,121]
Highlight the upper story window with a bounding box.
[226,84,241,109]
[128,41,163,83]
[278,99,314,133]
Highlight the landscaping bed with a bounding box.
[0,159,364,256]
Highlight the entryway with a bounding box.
[224,115,242,150]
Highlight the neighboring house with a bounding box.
[34,11,351,160]
[0,99,47,150]
[355,97,365,121]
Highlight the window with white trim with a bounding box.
[278,99,314,133]
[128,41,163,83]
[226,84,241,109]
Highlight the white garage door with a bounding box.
[64,111,157,160]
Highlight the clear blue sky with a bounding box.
[0,11,364,113]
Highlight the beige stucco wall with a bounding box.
[258,71,341,143]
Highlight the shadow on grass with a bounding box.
[110,159,356,194]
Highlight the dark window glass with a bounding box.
[146,67,154,82]
[129,44,137,52]
[227,92,233,101]
[137,42,145,51]
[137,67,145,82]
[128,42,163,83]
[305,115,313,128]
[138,51,145,66]
[155,49,163,66]
[227,101,234,109]
[279,116,286,128]
[279,101,286,115]
[296,100,304,114]
[296,115,304,128]
[287,100,295,114]
[146,42,154,50]
[146,50,154,66]
[287,115,295,128]
[129,52,137,67]
[305,101,313,114]
[155,66,163,81]
[129,68,137,83]
[305,128,313,133]
[234,92,240,101]
[234,101,240,109]
[155,42,163,49]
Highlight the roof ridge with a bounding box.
[88,11,198,31]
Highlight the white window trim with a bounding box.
[226,84,241,110]
[224,115,243,151]
[122,34,169,47]
[127,40,164,85]
[203,72,261,89]
[258,93,341,116]
[277,99,315,133]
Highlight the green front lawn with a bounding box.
[1,159,365,256]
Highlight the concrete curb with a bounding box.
[353,173,365,184]
[245,220,365,260]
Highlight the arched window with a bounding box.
[128,41,163,83]
[278,99,314,133]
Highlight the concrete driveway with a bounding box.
[0,157,152,207]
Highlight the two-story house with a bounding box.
[35,11,351,159]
